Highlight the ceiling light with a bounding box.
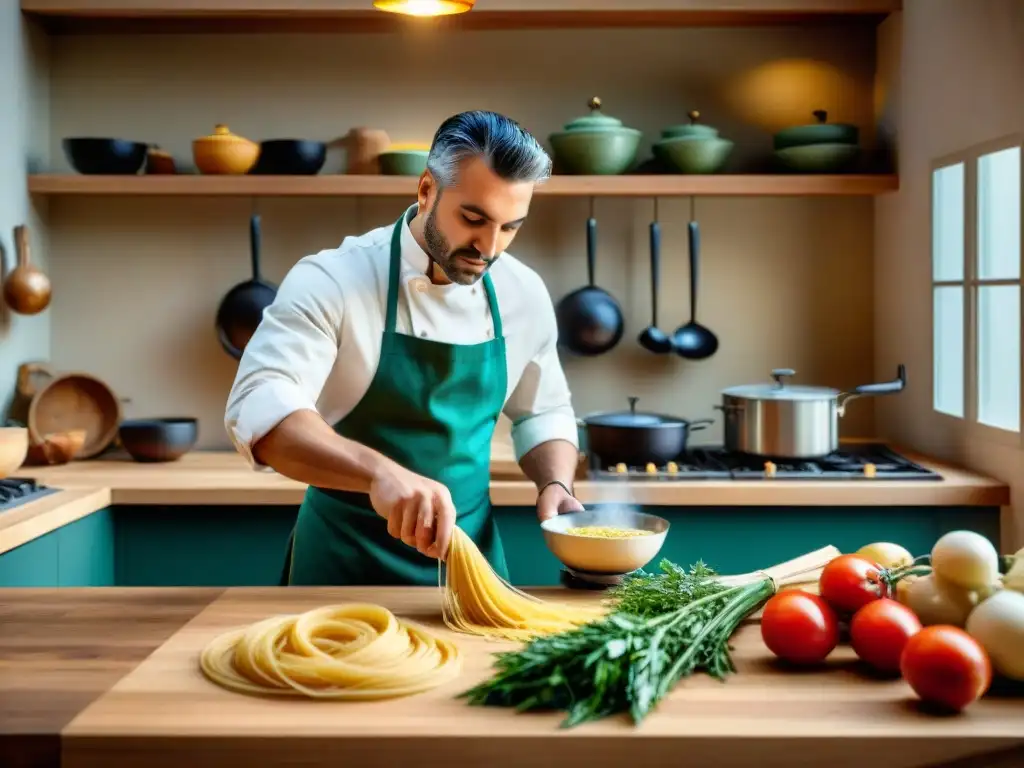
[373,0,475,17]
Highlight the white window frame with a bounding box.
[930,133,1024,449]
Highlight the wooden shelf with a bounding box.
[22,0,902,34]
[28,173,898,197]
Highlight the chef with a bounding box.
[224,110,584,587]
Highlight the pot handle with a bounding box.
[839,364,906,416]
[713,403,744,413]
[688,418,714,432]
[16,362,56,399]
[852,363,906,395]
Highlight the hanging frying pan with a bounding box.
[555,213,624,356]
[215,214,277,360]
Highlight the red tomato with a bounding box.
[900,625,992,711]
[760,590,840,665]
[819,554,882,614]
[849,598,922,674]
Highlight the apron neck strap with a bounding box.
[386,207,503,338]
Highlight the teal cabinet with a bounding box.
[0,530,59,586]
[0,504,1002,589]
[0,508,115,587]
[58,509,116,586]
[114,506,297,587]
[497,505,1003,586]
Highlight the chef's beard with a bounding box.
[423,200,499,286]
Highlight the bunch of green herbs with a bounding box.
[459,558,775,728]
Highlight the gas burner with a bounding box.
[560,567,632,590]
[588,443,943,482]
[0,477,59,511]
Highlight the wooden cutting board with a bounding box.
[61,587,1024,768]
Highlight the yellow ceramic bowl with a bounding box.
[192,124,260,175]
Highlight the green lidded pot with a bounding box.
[378,147,429,176]
[652,110,733,174]
[773,110,859,151]
[548,97,642,175]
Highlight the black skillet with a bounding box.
[215,214,278,360]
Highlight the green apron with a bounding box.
[281,208,510,586]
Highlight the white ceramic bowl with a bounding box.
[541,506,670,575]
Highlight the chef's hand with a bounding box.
[369,462,456,561]
[536,480,584,523]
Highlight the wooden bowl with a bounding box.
[25,429,88,466]
[0,427,30,479]
[27,371,121,459]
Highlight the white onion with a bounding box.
[903,573,977,627]
[856,541,914,569]
[930,530,1000,591]
[966,590,1024,681]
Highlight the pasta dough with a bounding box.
[568,526,656,539]
[199,603,461,699]
[441,526,606,641]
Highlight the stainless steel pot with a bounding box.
[716,365,906,458]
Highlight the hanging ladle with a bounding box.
[672,197,719,359]
[638,198,673,354]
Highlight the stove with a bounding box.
[0,477,60,512]
[559,567,631,590]
[588,443,943,482]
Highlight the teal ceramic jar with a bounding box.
[548,97,642,175]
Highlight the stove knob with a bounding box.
[764,461,777,477]
[645,462,657,474]
[666,461,678,474]
[615,463,627,474]
[864,463,877,478]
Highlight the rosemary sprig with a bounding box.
[459,558,775,728]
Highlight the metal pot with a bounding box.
[578,396,713,467]
[717,365,906,459]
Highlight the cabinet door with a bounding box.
[57,509,115,587]
[0,533,60,587]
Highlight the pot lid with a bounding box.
[558,97,632,133]
[722,369,840,401]
[582,396,687,427]
[660,110,720,140]
[773,110,859,149]
[196,124,252,143]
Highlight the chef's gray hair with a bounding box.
[426,111,552,189]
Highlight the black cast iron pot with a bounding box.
[579,396,714,467]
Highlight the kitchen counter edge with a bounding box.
[0,445,1010,556]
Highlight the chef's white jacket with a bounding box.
[225,206,580,470]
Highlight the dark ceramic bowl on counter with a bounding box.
[249,139,327,175]
[63,138,149,175]
[118,418,198,463]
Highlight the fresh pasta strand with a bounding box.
[199,603,461,700]
[440,526,607,642]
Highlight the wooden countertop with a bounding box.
[0,443,1010,556]
[1,587,1022,768]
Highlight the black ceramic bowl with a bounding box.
[119,418,198,463]
[62,138,148,175]
[249,139,327,175]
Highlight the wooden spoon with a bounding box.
[3,225,52,315]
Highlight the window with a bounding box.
[931,139,1023,442]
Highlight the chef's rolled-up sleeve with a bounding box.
[503,292,579,462]
[224,254,344,469]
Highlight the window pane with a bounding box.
[978,146,1021,280]
[977,285,1021,432]
[933,163,965,281]
[933,286,965,417]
